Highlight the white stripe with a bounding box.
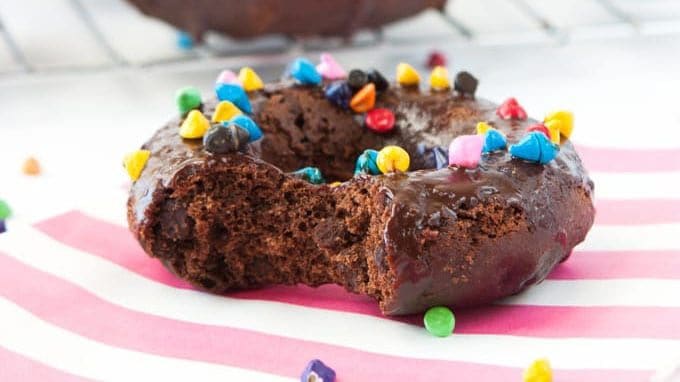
[0,297,294,382]
[502,279,680,307]
[1,225,678,370]
[590,171,680,200]
[577,224,680,251]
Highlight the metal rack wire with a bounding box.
[0,0,675,76]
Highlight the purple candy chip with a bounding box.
[0,220,6,234]
[301,359,336,382]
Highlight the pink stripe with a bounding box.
[0,345,89,382]
[595,199,680,225]
[0,253,651,382]
[576,145,680,172]
[31,211,680,339]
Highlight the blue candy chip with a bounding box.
[510,131,559,164]
[324,81,352,110]
[482,129,507,153]
[292,167,325,184]
[354,149,380,175]
[290,58,322,86]
[228,115,263,142]
[214,83,252,114]
[176,31,194,50]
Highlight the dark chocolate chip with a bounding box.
[367,69,389,93]
[203,124,250,154]
[454,71,479,97]
[347,69,368,92]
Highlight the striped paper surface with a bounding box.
[2,4,680,376]
[1,144,680,381]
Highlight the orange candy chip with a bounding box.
[350,83,376,113]
[22,157,41,175]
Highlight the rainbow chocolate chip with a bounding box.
[316,53,346,80]
[215,83,252,113]
[123,150,151,181]
[482,129,507,153]
[238,67,264,92]
[175,86,202,115]
[496,97,527,120]
[229,115,263,142]
[509,132,559,164]
[292,167,325,184]
[377,145,410,173]
[448,134,484,168]
[325,81,352,110]
[523,358,553,382]
[290,58,322,86]
[365,108,395,134]
[301,359,336,382]
[349,83,376,113]
[0,199,12,220]
[211,101,243,123]
[429,66,451,91]
[179,110,210,139]
[424,306,455,337]
[396,63,420,86]
[354,149,380,175]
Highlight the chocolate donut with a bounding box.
[126,0,447,40]
[126,60,595,315]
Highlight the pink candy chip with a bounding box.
[316,53,347,80]
[448,134,484,168]
[215,69,238,85]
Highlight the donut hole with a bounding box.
[253,86,482,182]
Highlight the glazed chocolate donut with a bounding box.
[126,59,595,315]
[126,0,447,40]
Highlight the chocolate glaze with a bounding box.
[128,82,595,315]
[126,0,447,40]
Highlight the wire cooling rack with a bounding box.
[1,0,680,77]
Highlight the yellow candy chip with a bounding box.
[180,110,210,139]
[544,110,574,140]
[123,150,151,181]
[544,120,562,144]
[523,358,553,382]
[476,121,492,135]
[211,101,243,123]
[377,145,410,174]
[238,67,264,92]
[396,63,420,86]
[429,66,450,90]
[329,181,342,188]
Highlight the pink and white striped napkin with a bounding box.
[1,145,679,381]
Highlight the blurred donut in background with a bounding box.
[126,0,447,40]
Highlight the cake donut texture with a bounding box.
[126,0,447,40]
[126,58,595,315]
